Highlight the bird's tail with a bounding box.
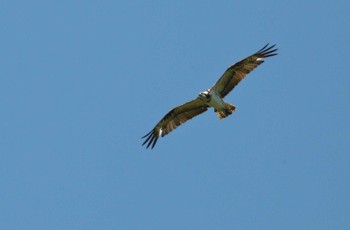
[216,103,236,120]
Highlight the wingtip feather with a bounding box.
[142,129,159,149]
[257,43,278,58]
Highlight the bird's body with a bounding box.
[207,90,225,110]
[142,44,278,149]
[198,89,236,119]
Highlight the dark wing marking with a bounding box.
[142,98,208,149]
[211,44,278,98]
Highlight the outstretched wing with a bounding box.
[142,98,208,149]
[211,44,278,98]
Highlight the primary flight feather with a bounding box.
[142,44,278,149]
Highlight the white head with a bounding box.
[198,90,211,102]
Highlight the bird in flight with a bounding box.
[142,44,278,149]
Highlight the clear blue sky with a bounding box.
[1,1,349,229]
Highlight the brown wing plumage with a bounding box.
[211,44,278,98]
[142,99,208,149]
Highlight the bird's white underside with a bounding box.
[207,90,227,111]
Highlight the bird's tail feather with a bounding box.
[216,103,236,120]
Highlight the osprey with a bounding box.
[142,44,278,149]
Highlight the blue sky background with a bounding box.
[1,1,349,229]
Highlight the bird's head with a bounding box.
[198,90,211,102]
